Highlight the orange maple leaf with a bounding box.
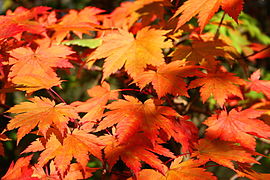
[172,0,244,31]
[247,70,270,99]
[189,70,245,106]
[103,0,171,30]
[192,139,258,170]
[32,158,94,180]
[89,27,172,79]
[71,82,118,130]
[133,157,217,180]
[97,95,197,152]
[2,155,34,180]
[171,39,235,67]
[49,7,104,42]
[38,130,104,176]
[7,96,79,143]
[133,61,203,98]
[21,138,45,154]
[8,42,74,92]
[101,134,171,176]
[239,170,270,180]
[251,101,270,124]
[31,161,59,180]
[204,108,270,150]
[13,74,61,93]
[97,96,178,144]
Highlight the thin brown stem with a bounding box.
[49,88,67,104]
[237,45,270,60]
[214,11,226,40]
[47,89,57,101]
[2,114,12,119]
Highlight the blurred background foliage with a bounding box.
[0,0,270,179]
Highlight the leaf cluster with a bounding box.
[0,0,270,179]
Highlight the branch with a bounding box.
[237,45,270,60]
[214,11,226,40]
[49,88,67,104]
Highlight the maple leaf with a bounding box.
[38,130,104,176]
[204,108,270,150]
[71,82,118,130]
[134,0,172,27]
[0,16,25,39]
[97,96,178,144]
[251,101,270,124]
[2,155,36,180]
[0,7,47,39]
[103,1,139,30]
[31,161,59,180]
[133,60,203,98]
[101,134,170,175]
[172,0,244,31]
[7,96,79,143]
[9,42,74,77]
[191,139,258,170]
[240,170,270,180]
[103,0,171,30]
[165,157,216,180]
[171,39,234,67]
[167,116,199,153]
[13,74,62,93]
[248,44,270,61]
[21,138,45,154]
[63,163,95,180]
[49,7,104,42]
[189,70,245,106]
[246,70,270,99]
[8,41,74,91]
[31,161,94,180]
[97,95,197,152]
[133,157,217,180]
[88,27,172,79]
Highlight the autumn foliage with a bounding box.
[0,0,270,179]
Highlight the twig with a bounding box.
[49,88,67,104]
[237,45,270,60]
[259,137,270,144]
[2,114,12,119]
[47,89,57,101]
[214,11,226,40]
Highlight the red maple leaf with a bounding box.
[204,108,270,150]
[247,70,270,99]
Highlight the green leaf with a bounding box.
[245,91,264,100]
[62,38,102,48]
